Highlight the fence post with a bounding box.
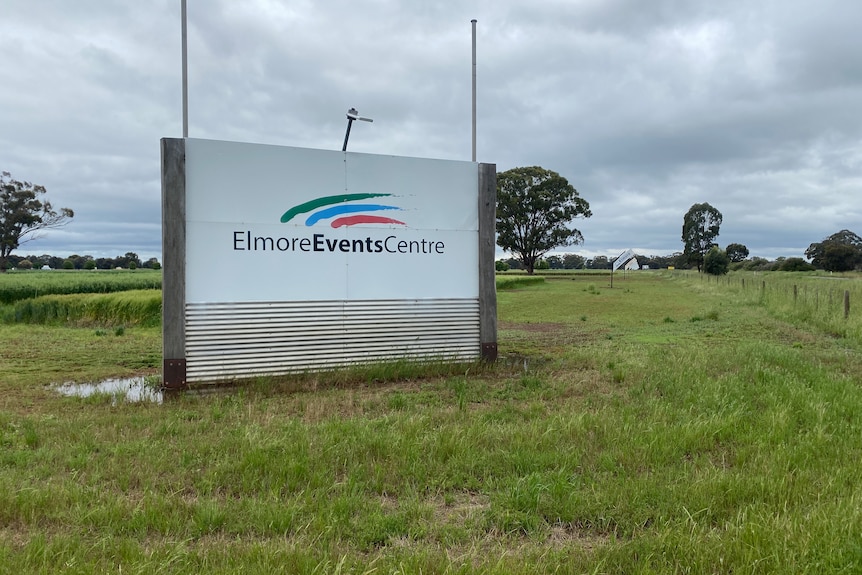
[793,284,798,304]
[845,290,850,319]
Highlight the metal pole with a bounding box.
[182,0,189,138]
[471,19,477,162]
[342,118,354,152]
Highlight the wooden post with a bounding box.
[793,284,798,304]
[478,163,498,361]
[161,138,188,389]
[845,290,851,319]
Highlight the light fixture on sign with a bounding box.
[342,108,373,151]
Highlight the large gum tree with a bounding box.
[804,229,862,271]
[681,202,722,272]
[0,171,74,272]
[496,166,591,275]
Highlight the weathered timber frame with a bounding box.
[161,138,187,388]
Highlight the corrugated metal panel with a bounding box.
[185,299,480,382]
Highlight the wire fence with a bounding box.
[683,271,862,344]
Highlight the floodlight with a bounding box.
[347,108,373,122]
[342,107,373,151]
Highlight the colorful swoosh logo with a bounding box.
[280,193,407,228]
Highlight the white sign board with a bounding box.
[184,139,479,302]
[613,249,635,271]
[162,138,497,387]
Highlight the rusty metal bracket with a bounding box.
[481,342,498,362]
[163,358,187,390]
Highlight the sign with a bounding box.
[613,249,635,271]
[161,138,498,387]
[184,139,479,302]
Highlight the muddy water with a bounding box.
[54,377,163,403]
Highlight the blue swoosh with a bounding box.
[305,204,401,226]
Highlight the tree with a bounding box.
[122,252,142,269]
[496,166,591,274]
[742,256,771,271]
[47,255,65,269]
[67,254,86,269]
[504,257,522,270]
[779,257,815,272]
[669,252,690,269]
[703,246,729,275]
[681,203,722,272]
[805,230,862,272]
[95,257,113,270]
[142,257,161,270]
[646,252,684,269]
[587,255,610,269]
[822,244,861,272]
[546,255,563,269]
[0,172,73,272]
[27,255,47,270]
[562,253,585,269]
[725,243,749,263]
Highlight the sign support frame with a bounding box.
[160,138,496,388]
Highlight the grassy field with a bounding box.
[0,269,161,305]
[2,271,862,573]
[0,290,161,327]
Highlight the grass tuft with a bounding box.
[1,290,161,327]
[496,276,546,291]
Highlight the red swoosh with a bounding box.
[331,215,407,228]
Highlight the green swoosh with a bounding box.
[280,193,391,223]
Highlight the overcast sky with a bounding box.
[2,0,860,262]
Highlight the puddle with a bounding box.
[52,378,242,404]
[499,354,551,372]
[54,377,163,404]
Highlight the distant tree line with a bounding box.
[497,237,862,274]
[497,253,691,271]
[490,171,854,276]
[4,252,160,271]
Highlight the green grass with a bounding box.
[690,269,862,341]
[496,275,546,290]
[0,269,161,304]
[2,271,862,573]
[0,290,161,327]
